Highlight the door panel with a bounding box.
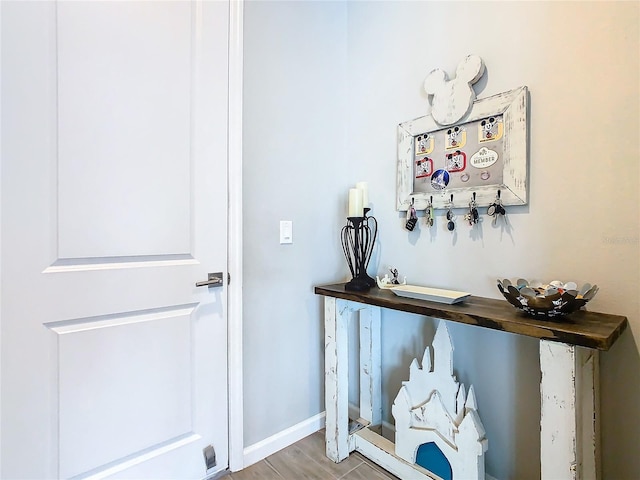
[1,1,229,478]
[53,307,194,478]
[56,1,192,259]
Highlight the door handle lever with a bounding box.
[196,272,224,288]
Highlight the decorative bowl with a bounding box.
[497,278,599,319]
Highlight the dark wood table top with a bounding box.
[315,283,628,351]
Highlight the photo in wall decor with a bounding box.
[397,55,529,211]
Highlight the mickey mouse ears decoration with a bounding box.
[424,54,485,126]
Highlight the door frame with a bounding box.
[227,0,245,473]
[0,0,246,475]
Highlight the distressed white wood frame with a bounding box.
[397,86,528,211]
[323,296,601,480]
[540,340,600,480]
[359,307,382,427]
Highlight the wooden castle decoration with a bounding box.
[392,321,488,480]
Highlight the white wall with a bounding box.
[242,0,348,448]
[243,1,640,478]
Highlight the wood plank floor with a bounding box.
[228,431,399,480]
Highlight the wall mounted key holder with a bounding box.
[397,56,529,212]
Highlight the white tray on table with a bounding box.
[389,285,470,304]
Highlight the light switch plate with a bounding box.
[280,220,293,244]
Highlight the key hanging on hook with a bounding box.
[406,197,418,231]
[488,189,506,226]
[496,190,506,216]
[471,192,479,224]
[446,194,455,231]
[465,191,479,226]
[425,195,434,227]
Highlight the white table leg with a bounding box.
[325,297,350,462]
[359,306,382,426]
[540,340,600,480]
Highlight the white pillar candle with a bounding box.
[356,181,369,208]
[348,188,363,217]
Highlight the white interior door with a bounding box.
[1,1,230,478]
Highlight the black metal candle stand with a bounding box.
[341,209,378,292]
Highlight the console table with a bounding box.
[315,283,628,480]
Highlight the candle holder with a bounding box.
[341,208,378,291]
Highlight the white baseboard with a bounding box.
[241,411,326,469]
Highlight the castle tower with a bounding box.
[392,321,487,480]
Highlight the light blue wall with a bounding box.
[242,0,349,447]
[345,2,639,478]
[243,1,640,478]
